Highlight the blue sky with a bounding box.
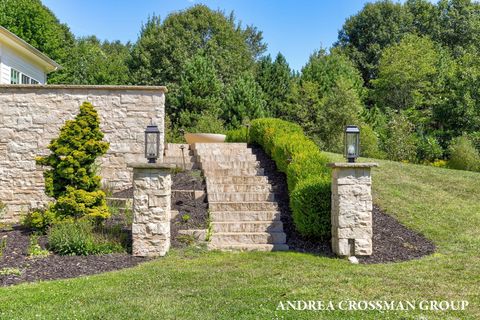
[41,0,373,71]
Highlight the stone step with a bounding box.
[164,151,195,158]
[172,189,206,200]
[164,144,194,157]
[163,156,196,163]
[210,211,282,222]
[208,243,289,252]
[162,161,197,170]
[195,154,257,162]
[209,201,279,212]
[209,232,287,245]
[207,183,272,193]
[202,167,264,177]
[212,221,284,233]
[195,150,254,158]
[167,143,190,150]
[206,176,269,185]
[200,160,261,170]
[192,143,248,150]
[208,192,275,202]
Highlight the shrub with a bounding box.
[360,124,385,159]
[21,209,57,233]
[36,102,110,222]
[290,176,331,238]
[226,127,248,142]
[431,159,448,168]
[448,136,480,172]
[47,220,123,256]
[250,118,332,239]
[417,135,444,163]
[382,113,418,162]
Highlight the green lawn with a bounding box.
[1,154,479,319]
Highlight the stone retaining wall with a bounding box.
[0,84,166,222]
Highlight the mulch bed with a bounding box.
[0,227,146,287]
[250,145,436,264]
[170,170,208,248]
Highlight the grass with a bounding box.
[0,154,479,319]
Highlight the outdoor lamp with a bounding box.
[145,123,160,163]
[344,125,360,163]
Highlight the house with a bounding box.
[0,26,61,84]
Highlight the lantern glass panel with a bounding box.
[346,133,358,157]
[146,133,158,157]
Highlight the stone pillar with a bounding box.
[327,162,378,257]
[128,163,175,257]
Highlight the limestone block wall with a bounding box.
[0,84,166,222]
[130,164,172,257]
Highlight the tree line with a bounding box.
[1,0,479,171]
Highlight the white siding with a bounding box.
[0,44,11,84]
[0,42,46,84]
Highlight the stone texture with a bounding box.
[130,166,171,257]
[329,163,377,257]
[0,85,166,223]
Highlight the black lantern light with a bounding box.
[344,125,360,163]
[145,123,160,163]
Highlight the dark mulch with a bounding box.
[250,144,436,264]
[172,170,205,191]
[170,170,208,248]
[359,207,435,264]
[0,227,146,287]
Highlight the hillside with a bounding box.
[0,154,479,319]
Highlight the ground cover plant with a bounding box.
[0,150,478,319]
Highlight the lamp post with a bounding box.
[344,125,360,163]
[145,123,160,163]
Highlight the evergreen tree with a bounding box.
[223,72,267,129]
[36,102,110,221]
[256,53,292,117]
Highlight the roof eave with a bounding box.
[0,26,62,73]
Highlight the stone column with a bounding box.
[128,163,175,257]
[327,162,378,257]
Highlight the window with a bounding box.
[10,69,20,84]
[21,74,31,84]
[9,68,39,85]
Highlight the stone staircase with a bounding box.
[163,143,197,170]
[192,143,288,251]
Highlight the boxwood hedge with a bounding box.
[249,118,332,239]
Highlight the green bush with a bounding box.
[360,124,385,159]
[250,118,332,239]
[448,135,480,172]
[21,209,57,233]
[290,176,331,238]
[225,127,248,142]
[47,220,123,256]
[416,135,444,163]
[36,102,110,222]
[382,113,418,162]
